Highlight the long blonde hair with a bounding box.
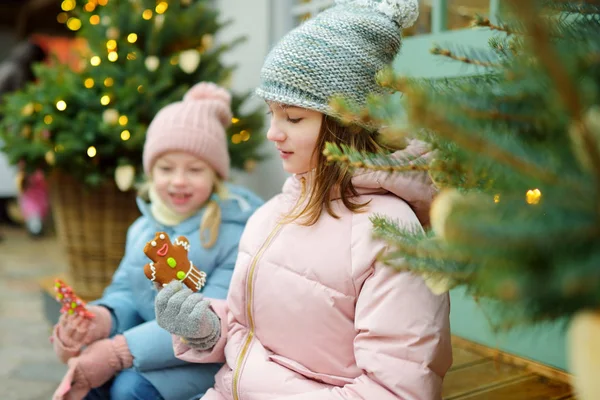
[138,175,229,249]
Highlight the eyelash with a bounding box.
[266,109,302,123]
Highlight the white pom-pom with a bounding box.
[335,0,419,29]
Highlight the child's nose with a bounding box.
[266,120,286,142]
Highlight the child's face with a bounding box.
[151,151,215,215]
[266,103,322,174]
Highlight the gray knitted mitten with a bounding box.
[155,281,221,350]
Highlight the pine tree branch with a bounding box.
[406,86,561,186]
[323,143,429,173]
[430,46,501,68]
[510,0,600,181]
[472,16,514,35]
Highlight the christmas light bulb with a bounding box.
[108,52,119,62]
[67,18,82,31]
[100,95,111,106]
[231,117,239,124]
[104,77,114,87]
[61,0,76,12]
[121,130,131,141]
[142,9,153,20]
[84,78,95,88]
[118,116,128,126]
[127,33,138,43]
[90,56,101,66]
[56,101,67,111]
[44,115,53,125]
[87,146,97,157]
[106,40,117,50]
[90,15,100,25]
[156,2,168,14]
[526,189,542,205]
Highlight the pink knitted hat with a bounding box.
[143,82,232,179]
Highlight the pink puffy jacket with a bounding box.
[175,140,452,400]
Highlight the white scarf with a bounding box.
[148,186,198,226]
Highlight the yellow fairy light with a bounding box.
[100,95,111,106]
[108,52,119,62]
[121,130,131,141]
[493,194,500,203]
[44,115,53,125]
[526,189,542,205]
[61,0,76,12]
[90,56,101,66]
[127,52,137,60]
[66,18,82,31]
[84,78,95,88]
[231,134,242,144]
[87,146,97,157]
[56,100,67,111]
[231,117,239,124]
[137,85,144,93]
[118,116,128,126]
[104,77,114,87]
[57,12,69,24]
[240,130,250,141]
[98,0,108,5]
[90,15,100,25]
[84,2,96,12]
[127,33,138,43]
[21,103,34,116]
[106,40,117,50]
[156,2,168,14]
[142,9,153,20]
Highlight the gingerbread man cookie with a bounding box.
[143,232,207,291]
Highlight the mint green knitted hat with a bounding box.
[256,0,418,125]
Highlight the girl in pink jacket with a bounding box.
[155,0,452,399]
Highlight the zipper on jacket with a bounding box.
[232,177,307,400]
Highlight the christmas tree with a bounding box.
[326,0,600,327]
[0,0,265,188]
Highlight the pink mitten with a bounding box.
[52,335,133,400]
[51,305,112,363]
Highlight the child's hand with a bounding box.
[51,305,112,363]
[52,335,132,400]
[155,281,218,341]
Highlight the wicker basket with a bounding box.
[50,172,140,300]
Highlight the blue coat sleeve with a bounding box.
[200,224,244,300]
[91,220,145,335]
[123,319,188,371]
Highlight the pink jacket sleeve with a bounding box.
[275,263,452,400]
[172,298,229,364]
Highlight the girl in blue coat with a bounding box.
[51,82,263,400]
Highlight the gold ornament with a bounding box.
[103,109,119,125]
[115,164,136,191]
[178,49,201,74]
[525,188,542,205]
[45,150,56,166]
[145,56,160,72]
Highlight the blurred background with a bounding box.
[0,1,576,399]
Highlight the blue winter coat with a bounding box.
[92,184,263,400]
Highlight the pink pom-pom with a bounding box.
[184,82,231,107]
